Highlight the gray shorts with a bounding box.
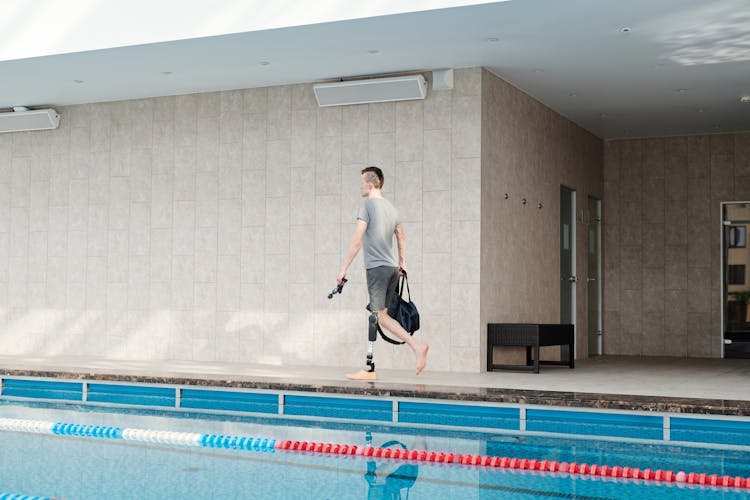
[366,266,399,312]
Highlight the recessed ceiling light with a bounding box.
[73,79,84,84]
[713,124,721,130]
[620,27,631,33]
[259,61,271,66]
[162,71,173,76]
[485,37,500,43]
[697,108,704,113]
[568,91,577,97]
[675,88,688,94]
[533,68,544,74]
[741,96,750,103]
[599,113,607,118]
[367,49,381,55]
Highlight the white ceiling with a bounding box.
[1,0,749,139]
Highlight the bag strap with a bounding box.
[397,269,411,301]
[377,323,413,345]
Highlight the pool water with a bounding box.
[0,401,748,499]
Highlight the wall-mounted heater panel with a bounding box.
[313,75,427,107]
[0,108,60,133]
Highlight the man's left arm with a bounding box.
[395,224,406,272]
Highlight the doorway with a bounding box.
[560,186,576,360]
[722,202,750,358]
[587,197,602,356]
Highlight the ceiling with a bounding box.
[1,0,749,139]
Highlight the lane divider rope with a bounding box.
[0,417,276,452]
[1,417,748,490]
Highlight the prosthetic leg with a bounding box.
[346,308,379,381]
[366,310,378,373]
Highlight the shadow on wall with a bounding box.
[0,307,385,366]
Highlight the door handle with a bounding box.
[587,278,596,282]
[568,276,577,283]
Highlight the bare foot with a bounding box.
[346,369,377,381]
[415,343,429,375]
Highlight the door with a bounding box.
[587,197,602,356]
[560,186,576,360]
[723,202,750,358]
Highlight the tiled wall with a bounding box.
[0,68,482,371]
[603,133,750,357]
[480,69,603,365]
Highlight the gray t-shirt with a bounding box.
[356,198,400,269]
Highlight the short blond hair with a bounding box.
[361,166,383,189]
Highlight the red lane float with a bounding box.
[272,439,750,491]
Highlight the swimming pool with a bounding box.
[1,399,749,499]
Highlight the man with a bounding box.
[337,166,429,380]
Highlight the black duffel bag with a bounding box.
[387,270,420,335]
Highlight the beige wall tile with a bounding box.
[603,141,620,182]
[424,90,451,130]
[423,190,452,253]
[665,245,687,290]
[736,133,750,177]
[620,246,642,290]
[642,311,665,355]
[687,219,711,267]
[643,269,665,313]
[642,224,664,268]
[620,202,642,246]
[687,267,711,313]
[687,312,713,357]
[369,102,395,134]
[423,130,451,191]
[451,95,481,159]
[710,154,735,200]
[603,182,619,226]
[687,136,710,178]
[643,138,665,179]
[643,178,665,223]
[664,202,687,246]
[396,101,424,162]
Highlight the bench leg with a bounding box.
[569,342,575,368]
[533,344,540,373]
[525,346,532,367]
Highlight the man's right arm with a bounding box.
[338,219,368,284]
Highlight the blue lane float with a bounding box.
[0,493,50,500]
[52,423,123,439]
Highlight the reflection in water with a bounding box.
[363,432,424,500]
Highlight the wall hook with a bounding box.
[538,202,543,209]
[521,198,527,205]
[504,193,509,200]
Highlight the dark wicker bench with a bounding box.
[487,323,575,373]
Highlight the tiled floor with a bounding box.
[0,354,748,401]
